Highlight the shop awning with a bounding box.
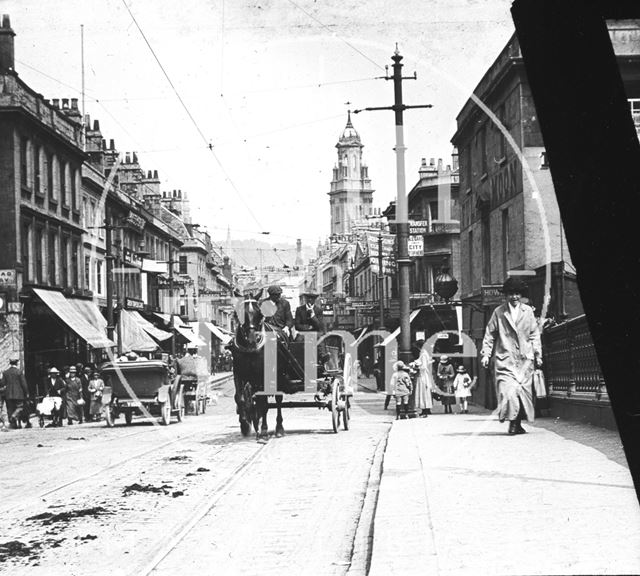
[67,297,108,332]
[174,325,207,347]
[120,309,158,353]
[204,322,233,345]
[130,311,172,342]
[377,309,421,347]
[33,289,115,349]
[153,312,171,325]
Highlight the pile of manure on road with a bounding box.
[0,537,65,564]
[27,507,110,526]
[122,483,174,496]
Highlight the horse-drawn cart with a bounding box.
[100,359,183,426]
[231,297,356,438]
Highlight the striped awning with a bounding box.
[33,289,115,349]
[174,325,207,347]
[130,311,172,342]
[119,309,158,353]
[204,322,233,345]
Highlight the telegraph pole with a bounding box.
[105,220,115,342]
[377,232,385,330]
[354,46,432,368]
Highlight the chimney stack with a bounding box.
[0,14,15,73]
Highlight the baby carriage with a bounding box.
[36,396,64,427]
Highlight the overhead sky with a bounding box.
[0,0,514,248]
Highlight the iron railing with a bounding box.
[542,314,607,400]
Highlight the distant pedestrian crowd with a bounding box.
[0,360,105,431]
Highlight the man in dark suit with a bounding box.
[3,357,31,429]
[262,285,294,339]
[294,292,325,335]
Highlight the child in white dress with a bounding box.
[453,365,473,414]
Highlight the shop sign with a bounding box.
[409,220,430,234]
[125,297,145,311]
[0,269,16,285]
[481,284,504,307]
[408,235,424,257]
[322,303,334,316]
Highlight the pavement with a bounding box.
[367,399,640,576]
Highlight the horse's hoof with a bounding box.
[275,427,285,438]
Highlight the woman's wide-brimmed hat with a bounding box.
[457,365,466,372]
[501,276,528,295]
[48,367,59,374]
[439,355,449,363]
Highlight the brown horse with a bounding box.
[230,297,285,439]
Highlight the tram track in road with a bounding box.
[0,427,205,516]
[133,439,272,576]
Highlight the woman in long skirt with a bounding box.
[88,371,105,422]
[412,348,434,417]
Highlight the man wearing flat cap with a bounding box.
[262,285,294,339]
[481,276,542,435]
[294,292,325,335]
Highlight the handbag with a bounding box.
[533,369,546,398]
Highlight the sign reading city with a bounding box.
[408,235,424,257]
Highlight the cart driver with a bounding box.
[177,344,199,379]
[261,285,294,340]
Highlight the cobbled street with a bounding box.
[0,379,392,576]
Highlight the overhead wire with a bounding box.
[120,0,267,233]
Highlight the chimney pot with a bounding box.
[0,15,15,72]
[437,158,443,171]
[153,170,158,179]
[52,98,60,108]
[429,158,435,166]
[84,114,91,127]
[93,119,100,131]
[101,139,106,150]
[71,98,78,109]
[132,151,138,163]
[125,153,131,164]
[109,139,115,150]
[62,98,69,108]
[147,170,152,178]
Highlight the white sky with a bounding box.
[0,0,514,249]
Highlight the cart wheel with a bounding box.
[160,401,171,425]
[105,406,115,428]
[331,378,340,433]
[176,392,184,423]
[124,410,133,425]
[342,396,350,431]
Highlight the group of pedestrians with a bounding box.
[383,276,543,436]
[0,359,106,431]
[385,352,474,419]
[43,364,105,427]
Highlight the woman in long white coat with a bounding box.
[481,277,542,435]
[413,347,434,417]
